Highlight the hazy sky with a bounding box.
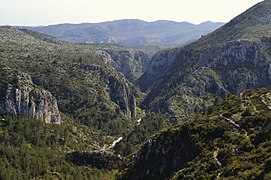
[0,0,263,26]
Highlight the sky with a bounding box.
[0,0,263,26]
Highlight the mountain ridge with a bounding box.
[137,0,271,121]
[20,19,224,48]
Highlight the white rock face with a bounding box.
[0,69,61,124]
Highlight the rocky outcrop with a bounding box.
[137,48,178,92]
[150,41,270,120]
[139,40,271,121]
[108,75,136,118]
[0,68,61,124]
[103,49,154,81]
[80,64,136,118]
[198,41,271,93]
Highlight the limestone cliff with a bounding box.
[80,64,136,118]
[101,49,154,81]
[0,67,61,124]
[137,48,178,92]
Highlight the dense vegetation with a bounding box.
[1,1,271,179]
[114,112,171,156]
[0,27,138,136]
[0,115,117,179]
[120,88,271,179]
[173,88,271,179]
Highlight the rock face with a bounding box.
[100,49,154,81]
[140,40,271,121]
[0,68,61,124]
[80,64,136,118]
[137,48,178,92]
[198,41,271,93]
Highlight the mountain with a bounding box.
[137,0,271,122]
[0,26,141,136]
[0,25,169,179]
[0,26,154,178]
[21,28,156,81]
[22,19,224,48]
[1,0,271,179]
[119,88,271,179]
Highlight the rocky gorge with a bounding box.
[1,0,271,179]
[80,64,136,118]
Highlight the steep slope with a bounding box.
[0,27,159,179]
[119,88,271,179]
[22,19,224,48]
[0,67,61,124]
[191,0,271,48]
[102,48,154,81]
[0,27,138,135]
[20,28,156,81]
[138,0,271,121]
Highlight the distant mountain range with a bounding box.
[21,19,224,48]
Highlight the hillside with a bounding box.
[119,88,271,179]
[0,63,122,179]
[0,26,153,179]
[97,45,155,81]
[23,28,156,81]
[137,0,271,121]
[0,27,141,135]
[0,26,172,179]
[1,0,271,179]
[22,19,224,49]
